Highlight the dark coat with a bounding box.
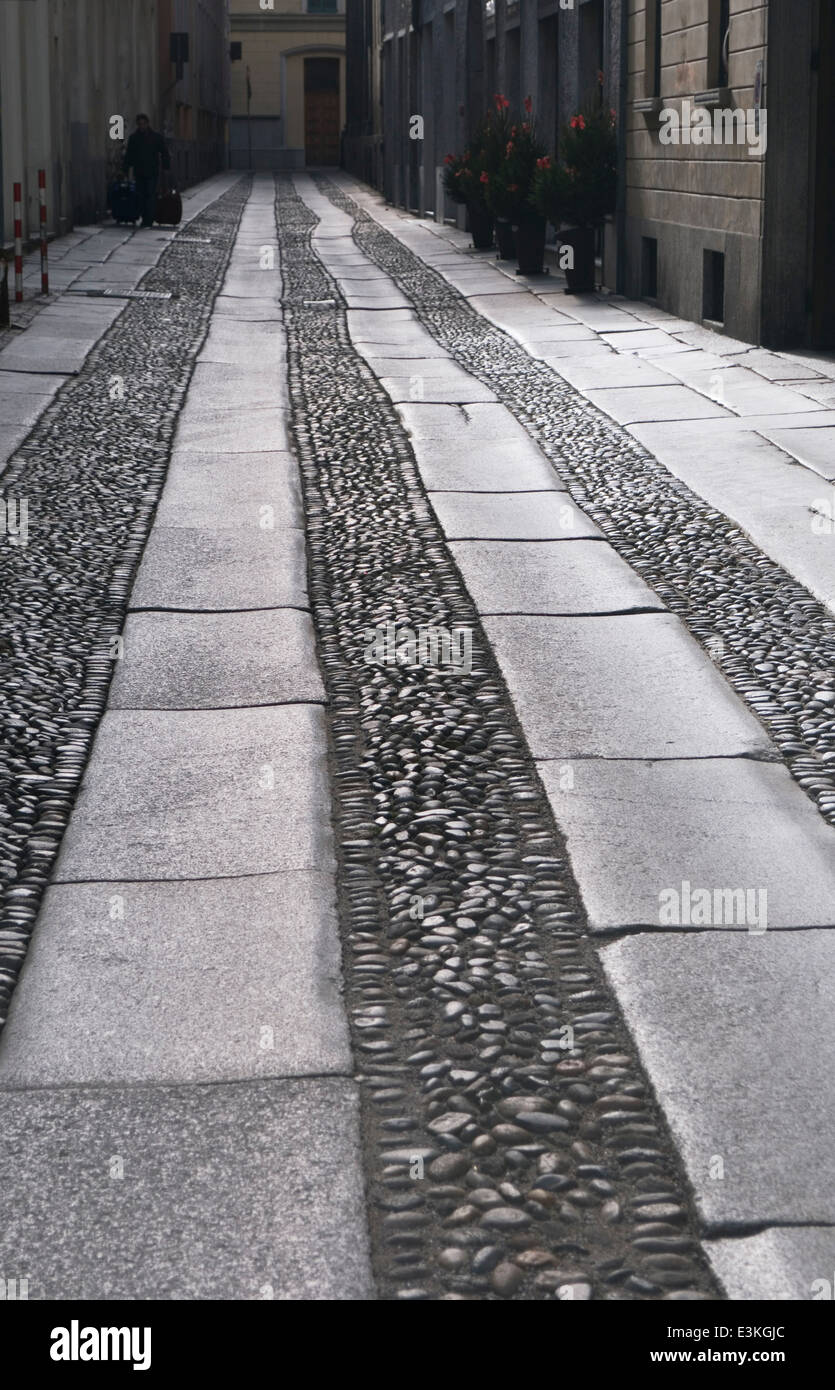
[124,128,171,179]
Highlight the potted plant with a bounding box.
[442,135,494,250]
[484,98,548,274]
[478,93,516,259]
[443,150,494,248]
[541,104,618,293]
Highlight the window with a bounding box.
[641,237,658,299]
[703,249,725,324]
[645,0,662,98]
[307,0,340,13]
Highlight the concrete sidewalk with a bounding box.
[308,172,835,1300]
[0,173,240,477]
[0,175,373,1300]
[335,173,835,618]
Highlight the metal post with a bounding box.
[38,169,48,295]
[13,182,23,302]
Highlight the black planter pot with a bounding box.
[494,217,516,260]
[467,202,494,250]
[558,225,597,293]
[514,215,547,276]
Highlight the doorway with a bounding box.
[304,57,340,166]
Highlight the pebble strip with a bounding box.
[0,179,250,1025]
[318,177,835,830]
[278,175,717,1300]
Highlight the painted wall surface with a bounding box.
[228,0,346,162]
[1,0,230,246]
[1,0,160,243]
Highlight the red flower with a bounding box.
[509,183,519,193]
[443,153,454,165]
[480,171,489,184]
[597,69,605,86]
[506,140,514,155]
[536,156,551,170]
[494,93,510,110]
[522,122,530,133]
[570,114,586,131]
[524,95,532,114]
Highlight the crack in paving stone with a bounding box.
[315,176,835,832]
[277,174,719,1301]
[0,177,251,1025]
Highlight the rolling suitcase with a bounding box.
[108,179,140,225]
[155,186,183,227]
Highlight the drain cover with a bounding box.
[65,288,175,301]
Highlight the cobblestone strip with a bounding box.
[318,177,835,830]
[278,175,718,1300]
[0,177,250,1025]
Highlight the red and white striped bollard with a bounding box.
[38,169,49,295]
[13,182,23,302]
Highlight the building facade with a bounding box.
[228,0,347,170]
[0,0,230,249]
[344,0,383,188]
[1,0,159,245]
[350,0,835,350]
[364,2,623,288]
[158,0,232,189]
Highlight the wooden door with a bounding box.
[304,58,340,165]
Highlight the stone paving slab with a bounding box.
[154,452,301,530]
[0,369,61,395]
[793,379,835,406]
[600,931,835,1228]
[760,425,835,480]
[187,361,286,408]
[211,297,284,323]
[450,539,661,614]
[130,526,308,610]
[413,438,561,492]
[0,392,56,428]
[111,608,324,708]
[549,353,672,391]
[355,354,455,380]
[379,371,497,404]
[54,705,331,881]
[661,365,816,417]
[219,271,281,300]
[396,399,550,449]
[707,1229,835,1301]
[343,293,413,310]
[199,320,287,368]
[0,1076,372,1300]
[430,489,601,537]
[600,327,688,353]
[483,613,773,759]
[629,421,835,613]
[586,383,731,425]
[539,341,620,362]
[466,294,567,336]
[537,757,835,932]
[0,870,347,1086]
[346,307,425,344]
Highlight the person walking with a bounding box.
[123,114,171,228]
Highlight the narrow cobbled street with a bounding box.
[2,169,835,1308]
